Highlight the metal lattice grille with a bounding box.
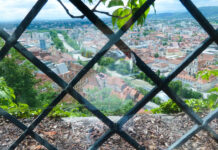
[0,0,217,149]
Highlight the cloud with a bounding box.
[0,0,217,21]
[152,0,218,13]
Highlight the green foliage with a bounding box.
[1,102,41,118]
[0,51,39,107]
[96,66,107,73]
[197,69,218,80]
[198,69,218,110]
[49,30,66,53]
[206,94,218,110]
[151,99,181,114]
[154,53,159,58]
[0,38,57,108]
[152,97,218,114]
[178,36,183,42]
[85,87,134,115]
[115,59,131,75]
[81,47,93,58]
[36,82,57,106]
[136,87,161,105]
[60,31,80,50]
[45,103,87,118]
[162,38,168,46]
[179,88,202,99]
[108,0,124,8]
[0,37,4,46]
[98,57,115,66]
[0,76,86,118]
[1,99,87,118]
[77,58,89,66]
[113,8,133,29]
[168,81,202,99]
[198,69,218,93]
[0,77,15,106]
[143,29,154,36]
[83,50,93,58]
[104,0,152,28]
[0,78,39,118]
[135,72,154,85]
[153,69,217,114]
[102,58,130,74]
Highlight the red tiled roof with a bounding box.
[107,76,125,87]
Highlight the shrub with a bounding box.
[151,99,181,114]
[151,98,217,114]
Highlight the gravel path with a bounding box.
[0,113,217,150]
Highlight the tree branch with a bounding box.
[57,0,85,18]
[92,0,102,11]
[57,0,131,19]
[94,10,131,19]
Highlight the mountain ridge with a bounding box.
[147,6,218,19]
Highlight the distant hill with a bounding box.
[1,6,217,29]
[148,6,218,19]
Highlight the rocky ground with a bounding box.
[0,113,217,150]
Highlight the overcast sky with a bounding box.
[0,0,217,21]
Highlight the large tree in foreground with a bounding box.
[0,38,58,107]
[0,49,39,107]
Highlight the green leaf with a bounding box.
[117,8,132,28]
[101,0,107,4]
[139,0,147,6]
[197,69,218,80]
[108,0,124,8]
[208,87,218,93]
[112,8,123,27]
[127,0,138,8]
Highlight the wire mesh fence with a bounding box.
[0,0,217,149]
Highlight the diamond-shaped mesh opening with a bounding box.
[122,114,195,149]
[74,67,135,116]
[0,0,217,149]
[60,116,111,149]
[79,25,108,57]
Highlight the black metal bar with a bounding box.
[180,0,218,44]
[3,0,155,147]
[0,0,217,149]
[0,28,140,149]
[0,0,48,61]
[130,39,218,140]
[68,0,155,89]
[88,32,215,148]
[67,0,131,58]
[0,28,68,89]
[118,128,145,150]
[0,108,57,150]
[69,0,155,148]
[9,89,68,149]
[0,28,116,130]
[88,130,115,150]
[168,108,218,150]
